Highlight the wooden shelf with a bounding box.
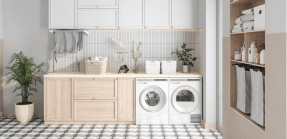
[230,30,265,35]
[232,107,265,131]
[230,0,253,5]
[230,60,265,68]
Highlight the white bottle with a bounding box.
[241,44,246,61]
[248,41,258,63]
[260,44,265,65]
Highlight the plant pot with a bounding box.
[182,65,190,73]
[15,102,34,124]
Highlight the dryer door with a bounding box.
[172,86,200,113]
[139,86,166,112]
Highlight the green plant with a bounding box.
[171,43,196,66]
[130,41,143,64]
[5,51,47,104]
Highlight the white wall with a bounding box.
[3,0,54,116]
[0,0,3,39]
[266,0,287,34]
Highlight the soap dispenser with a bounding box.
[248,41,258,63]
[260,43,265,65]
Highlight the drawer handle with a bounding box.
[93,97,97,100]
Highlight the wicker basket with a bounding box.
[84,59,107,75]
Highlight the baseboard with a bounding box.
[201,119,217,129]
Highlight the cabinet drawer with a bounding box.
[74,100,117,121]
[78,0,118,9]
[78,9,118,29]
[74,78,117,100]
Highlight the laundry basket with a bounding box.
[250,69,265,127]
[235,65,252,114]
[84,59,107,75]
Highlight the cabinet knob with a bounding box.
[93,97,96,100]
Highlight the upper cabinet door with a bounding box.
[78,9,118,29]
[172,0,198,29]
[78,0,118,8]
[119,0,143,28]
[49,0,76,29]
[144,0,171,28]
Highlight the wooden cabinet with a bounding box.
[74,78,118,100]
[78,0,118,8]
[49,0,76,29]
[144,0,171,28]
[118,78,135,122]
[171,0,198,29]
[78,9,118,29]
[74,100,117,121]
[119,0,143,28]
[45,78,72,121]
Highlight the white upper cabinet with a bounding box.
[119,0,143,28]
[172,0,198,29]
[78,9,118,29]
[49,0,76,29]
[78,0,118,8]
[144,0,171,28]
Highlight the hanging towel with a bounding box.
[242,8,254,15]
[243,21,254,31]
[54,30,83,54]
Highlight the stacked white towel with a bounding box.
[232,8,254,33]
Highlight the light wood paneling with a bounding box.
[74,100,117,121]
[45,78,72,121]
[118,78,135,122]
[74,78,118,100]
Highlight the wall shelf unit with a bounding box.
[230,0,266,130]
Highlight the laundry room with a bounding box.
[1,0,287,139]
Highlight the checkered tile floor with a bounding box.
[0,116,222,139]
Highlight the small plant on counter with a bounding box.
[171,43,196,73]
[130,41,143,73]
[5,51,47,124]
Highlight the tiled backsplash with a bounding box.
[54,30,201,72]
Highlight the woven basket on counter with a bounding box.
[84,59,107,75]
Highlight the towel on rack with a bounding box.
[243,21,254,31]
[242,8,254,15]
[54,30,83,54]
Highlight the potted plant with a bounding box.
[130,41,143,73]
[171,43,196,73]
[5,51,46,124]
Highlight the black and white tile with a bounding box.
[0,116,222,139]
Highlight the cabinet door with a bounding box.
[49,0,76,29]
[172,0,198,28]
[74,100,117,121]
[78,0,118,8]
[144,0,171,28]
[118,78,136,122]
[119,0,143,28]
[78,9,118,29]
[45,78,72,121]
[74,78,118,100]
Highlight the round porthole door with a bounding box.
[139,86,167,112]
[171,86,200,113]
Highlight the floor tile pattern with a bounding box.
[0,117,222,139]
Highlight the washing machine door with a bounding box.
[139,86,166,112]
[172,86,200,113]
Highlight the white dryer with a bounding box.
[136,78,169,124]
[169,78,202,124]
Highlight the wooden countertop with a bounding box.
[44,72,203,78]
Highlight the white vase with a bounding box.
[182,65,190,73]
[15,103,34,124]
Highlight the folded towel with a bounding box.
[242,8,254,15]
[241,14,254,22]
[235,18,243,24]
[54,30,83,54]
[232,28,243,33]
[233,24,243,30]
[243,21,254,31]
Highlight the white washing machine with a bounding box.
[136,78,169,124]
[169,78,202,124]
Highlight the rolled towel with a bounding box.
[242,8,254,15]
[243,21,254,31]
[241,14,254,22]
[235,17,243,24]
[233,24,243,30]
[232,28,243,33]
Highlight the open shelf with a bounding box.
[230,30,265,35]
[232,107,265,131]
[230,0,253,5]
[230,60,265,68]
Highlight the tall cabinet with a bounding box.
[229,0,265,130]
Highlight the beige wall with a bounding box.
[222,33,287,139]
